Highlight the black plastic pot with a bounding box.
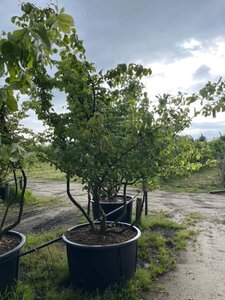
[0,187,5,200]
[0,231,26,292]
[92,195,133,223]
[62,222,141,291]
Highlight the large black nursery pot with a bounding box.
[92,195,133,223]
[0,230,26,292]
[62,222,141,291]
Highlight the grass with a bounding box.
[159,166,224,193]
[184,212,204,226]
[8,187,43,206]
[0,188,55,218]
[25,161,66,181]
[0,213,196,300]
[26,162,224,193]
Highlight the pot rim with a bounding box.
[91,195,133,204]
[62,222,141,249]
[0,230,26,260]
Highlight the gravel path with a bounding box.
[15,179,225,299]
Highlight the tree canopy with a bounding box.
[1,2,224,235]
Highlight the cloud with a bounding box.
[21,110,44,134]
[1,0,225,69]
[181,39,202,51]
[142,37,225,99]
[182,110,225,139]
[193,65,211,81]
[61,0,225,69]
[1,0,225,139]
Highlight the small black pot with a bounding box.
[62,222,141,291]
[0,231,26,292]
[92,195,133,223]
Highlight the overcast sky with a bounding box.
[1,0,225,139]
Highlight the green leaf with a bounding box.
[10,80,22,90]
[10,156,19,163]
[13,29,27,38]
[15,144,26,155]
[21,3,33,14]
[35,23,51,50]
[11,16,16,23]
[1,41,16,61]
[27,56,34,69]
[57,14,74,26]
[0,89,7,103]
[6,92,18,112]
[0,145,10,161]
[0,59,5,76]
[58,23,70,34]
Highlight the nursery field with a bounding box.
[1,3,225,299]
[0,165,224,299]
[26,162,224,192]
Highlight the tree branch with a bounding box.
[66,175,96,232]
[0,166,27,238]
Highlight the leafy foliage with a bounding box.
[0,3,76,236]
[187,78,225,118]
[1,2,219,237]
[217,153,225,186]
[34,62,205,233]
[23,13,210,234]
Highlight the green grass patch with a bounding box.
[25,161,66,181]
[185,212,204,226]
[23,163,225,193]
[9,187,41,206]
[159,166,224,193]
[0,188,53,218]
[140,212,184,231]
[173,229,197,249]
[1,214,196,300]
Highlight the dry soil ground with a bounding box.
[15,179,225,300]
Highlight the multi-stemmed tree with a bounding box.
[0,2,214,238]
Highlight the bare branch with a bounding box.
[66,175,96,232]
[0,167,27,237]
[0,167,18,231]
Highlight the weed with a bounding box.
[150,283,169,295]
[0,187,45,208]
[173,229,197,249]
[185,212,204,226]
[140,212,184,231]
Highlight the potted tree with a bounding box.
[30,19,202,289]
[35,62,151,291]
[0,1,208,293]
[0,2,76,292]
[9,0,211,292]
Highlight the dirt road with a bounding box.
[16,179,225,299]
[145,192,225,300]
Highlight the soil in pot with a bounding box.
[66,223,137,245]
[0,235,21,255]
[63,223,141,291]
[92,195,133,223]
